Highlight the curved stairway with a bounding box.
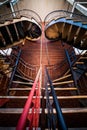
[0,9,42,49]
[44,10,87,50]
[40,49,87,129]
[0,9,87,129]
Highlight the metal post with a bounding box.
[46,68,67,130]
[7,48,21,95]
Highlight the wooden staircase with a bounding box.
[0,9,42,49]
[40,50,87,129]
[44,10,87,50]
[0,10,87,129]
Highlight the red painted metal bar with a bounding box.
[28,80,40,130]
[16,68,41,130]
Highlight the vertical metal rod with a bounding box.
[65,49,80,94]
[7,48,21,95]
[46,68,67,130]
[10,2,16,17]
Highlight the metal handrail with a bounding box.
[0,9,42,25]
[16,67,41,130]
[7,48,21,95]
[65,49,81,95]
[10,48,39,79]
[45,67,67,130]
[44,10,87,24]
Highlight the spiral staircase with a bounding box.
[44,10,87,50]
[0,9,42,49]
[0,10,87,130]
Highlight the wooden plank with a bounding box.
[15,74,33,82]
[9,87,32,91]
[57,22,64,34]
[62,23,71,39]
[64,69,70,76]
[67,25,78,42]
[0,96,42,99]
[80,57,87,60]
[81,38,87,49]
[0,108,42,114]
[75,61,84,64]
[12,81,33,85]
[44,95,87,99]
[62,108,87,114]
[42,87,77,91]
[45,108,87,114]
[53,74,71,82]
[74,28,86,44]
[0,108,87,114]
[52,80,74,85]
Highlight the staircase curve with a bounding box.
[0,9,42,49]
[44,10,87,50]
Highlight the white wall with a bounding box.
[18,0,68,21]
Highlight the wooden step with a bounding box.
[80,57,87,60]
[5,26,13,43]
[0,107,87,114]
[53,74,71,82]
[64,69,70,76]
[44,95,87,99]
[0,96,42,99]
[13,23,20,40]
[45,108,87,114]
[1,95,87,100]
[52,80,74,85]
[42,87,77,91]
[0,26,12,45]
[9,88,32,91]
[12,81,33,85]
[0,108,42,114]
[8,23,19,41]
[62,23,71,39]
[57,22,64,34]
[85,73,87,76]
[74,28,86,45]
[15,74,34,82]
[75,61,84,65]
[67,25,78,42]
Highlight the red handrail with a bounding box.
[16,68,41,130]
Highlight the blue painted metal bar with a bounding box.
[7,48,21,95]
[45,67,67,130]
[45,82,56,130]
[65,49,80,94]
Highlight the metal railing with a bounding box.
[46,57,69,80]
[16,67,41,130]
[44,10,87,24]
[10,47,39,80]
[7,47,21,94]
[0,9,42,27]
[45,67,67,130]
[17,57,39,79]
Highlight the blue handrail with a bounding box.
[7,47,21,95]
[45,67,67,130]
